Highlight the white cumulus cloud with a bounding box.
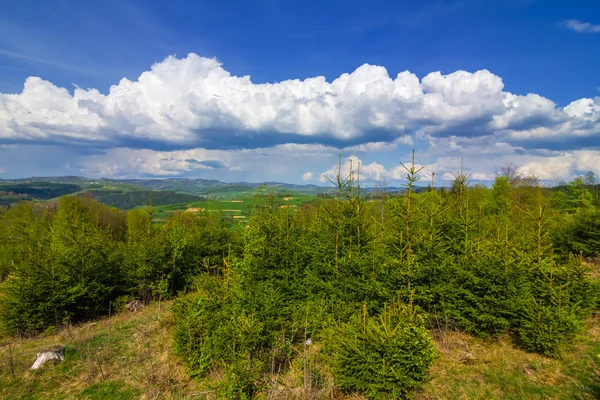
[519,150,600,180]
[320,155,441,183]
[302,171,313,181]
[320,155,387,182]
[0,53,598,152]
[561,19,600,33]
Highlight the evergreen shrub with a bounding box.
[172,274,266,397]
[326,303,436,400]
[518,299,583,358]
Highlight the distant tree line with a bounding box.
[82,190,209,210]
[0,183,83,200]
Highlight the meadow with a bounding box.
[151,193,317,224]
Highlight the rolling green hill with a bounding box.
[0,177,330,209]
[82,190,208,210]
[0,182,87,201]
[151,192,317,224]
[114,178,331,199]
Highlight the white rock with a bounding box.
[30,346,64,370]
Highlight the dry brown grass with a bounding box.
[0,302,204,399]
[184,207,204,213]
[419,319,600,399]
[586,259,600,280]
[259,321,599,399]
[257,343,365,400]
[1,304,598,399]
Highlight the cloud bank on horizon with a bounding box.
[0,53,599,183]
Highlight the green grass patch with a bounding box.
[79,381,140,400]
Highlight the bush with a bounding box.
[326,303,436,400]
[433,254,530,338]
[213,359,264,400]
[172,274,234,376]
[518,299,583,358]
[552,209,600,259]
[172,274,267,398]
[0,197,125,335]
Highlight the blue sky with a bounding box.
[0,0,599,184]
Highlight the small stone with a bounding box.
[31,346,65,370]
[459,352,476,364]
[126,300,144,312]
[522,364,533,375]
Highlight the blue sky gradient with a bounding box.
[0,0,599,184]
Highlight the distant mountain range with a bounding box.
[1,176,324,189]
[0,176,415,193]
[0,176,429,209]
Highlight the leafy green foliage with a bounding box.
[0,197,235,335]
[172,274,267,398]
[0,197,125,335]
[170,157,599,398]
[435,254,529,338]
[552,209,600,258]
[490,176,513,222]
[518,299,583,358]
[326,303,436,399]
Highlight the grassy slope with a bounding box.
[0,302,205,400]
[47,183,148,201]
[420,323,600,399]
[1,301,598,399]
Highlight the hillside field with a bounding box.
[0,301,598,399]
[0,177,328,210]
[150,193,317,224]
